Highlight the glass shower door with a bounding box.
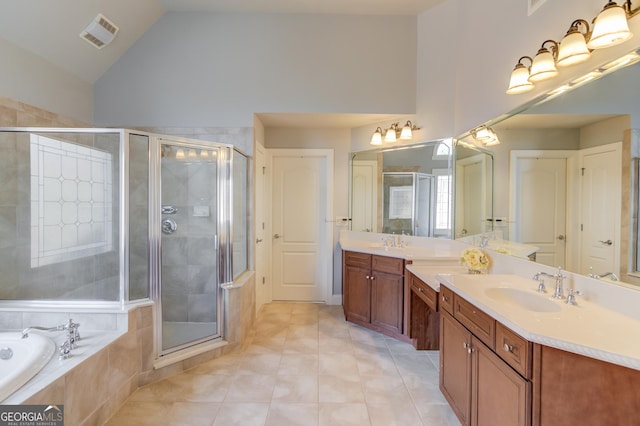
[159,142,221,353]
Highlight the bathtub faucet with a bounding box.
[21,325,65,339]
[22,318,81,343]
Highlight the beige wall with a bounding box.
[0,96,89,128]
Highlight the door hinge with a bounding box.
[262,276,266,284]
[581,224,583,231]
[262,166,266,175]
[581,168,585,176]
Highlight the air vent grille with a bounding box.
[80,13,119,49]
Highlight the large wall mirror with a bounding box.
[350,140,454,239]
[456,56,640,286]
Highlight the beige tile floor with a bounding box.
[106,303,459,425]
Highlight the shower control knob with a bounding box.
[162,218,178,234]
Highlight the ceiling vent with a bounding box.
[80,13,119,49]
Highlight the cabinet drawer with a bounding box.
[372,255,404,275]
[454,296,495,350]
[440,285,454,315]
[344,251,371,269]
[411,275,437,311]
[496,322,531,379]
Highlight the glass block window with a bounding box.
[30,134,114,267]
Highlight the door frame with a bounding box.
[509,150,578,270]
[267,148,334,304]
[254,142,271,314]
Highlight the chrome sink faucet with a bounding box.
[588,269,619,281]
[532,271,555,293]
[552,267,567,300]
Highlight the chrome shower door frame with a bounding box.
[149,134,233,358]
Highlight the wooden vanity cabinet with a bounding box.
[407,271,440,350]
[440,285,531,426]
[533,345,640,426]
[342,250,405,338]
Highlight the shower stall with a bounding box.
[0,128,236,358]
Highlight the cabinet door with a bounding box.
[472,336,530,426]
[440,312,472,425]
[371,270,403,334]
[344,265,371,324]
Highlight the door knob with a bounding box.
[598,239,613,246]
[274,234,281,239]
[256,238,263,243]
[557,235,565,241]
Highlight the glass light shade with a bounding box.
[370,130,382,145]
[400,124,413,140]
[474,127,496,141]
[484,136,500,146]
[557,31,591,67]
[529,49,558,82]
[506,63,534,94]
[200,149,209,159]
[587,3,632,49]
[385,127,397,142]
[175,148,185,160]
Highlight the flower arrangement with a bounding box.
[460,247,490,273]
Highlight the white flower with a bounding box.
[460,247,490,271]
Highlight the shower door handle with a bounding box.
[162,205,178,214]
[162,218,178,234]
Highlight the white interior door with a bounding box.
[255,143,271,313]
[352,160,378,232]
[455,155,485,237]
[270,149,333,302]
[579,143,621,276]
[510,153,568,267]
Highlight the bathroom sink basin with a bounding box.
[485,287,562,313]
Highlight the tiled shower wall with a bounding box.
[161,156,218,323]
[0,130,121,300]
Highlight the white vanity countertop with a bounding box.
[339,237,460,261]
[437,273,640,372]
[406,264,468,291]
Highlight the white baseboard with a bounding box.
[329,295,343,305]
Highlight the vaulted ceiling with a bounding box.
[0,0,443,84]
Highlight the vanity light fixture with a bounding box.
[529,40,560,82]
[587,1,633,49]
[385,123,399,142]
[370,121,421,145]
[507,1,638,95]
[506,56,535,94]
[400,121,420,140]
[370,127,383,145]
[557,20,592,67]
[471,126,500,146]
